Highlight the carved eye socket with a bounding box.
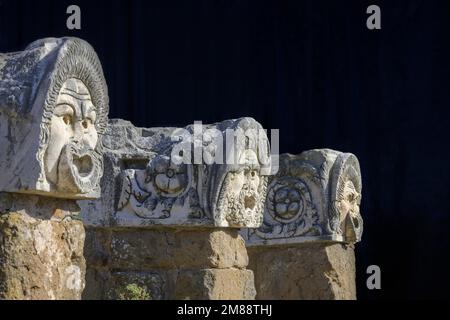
[348,192,356,202]
[63,115,72,126]
[250,170,257,178]
[82,119,92,129]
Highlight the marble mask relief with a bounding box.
[215,149,267,228]
[45,78,101,194]
[330,153,363,243]
[0,37,109,199]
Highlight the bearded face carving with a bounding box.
[45,78,102,194]
[216,149,267,227]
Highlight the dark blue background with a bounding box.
[1,0,449,299]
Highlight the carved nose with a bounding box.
[72,121,87,144]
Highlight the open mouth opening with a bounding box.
[244,195,256,210]
[72,154,93,177]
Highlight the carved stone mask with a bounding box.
[45,78,101,194]
[0,37,108,199]
[216,149,266,227]
[338,180,363,242]
[338,180,360,222]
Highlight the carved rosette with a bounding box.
[261,177,320,236]
[244,149,363,246]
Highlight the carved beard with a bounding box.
[56,142,102,194]
[217,174,264,227]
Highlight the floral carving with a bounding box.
[150,156,188,197]
[117,155,202,220]
[253,177,320,240]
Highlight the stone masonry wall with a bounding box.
[83,227,255,300]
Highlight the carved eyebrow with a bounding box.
[60,89,91,101]
[54,104,74,116]
[82,101,96,120]
[240,161,259,170]
[86,110,97,122]
[56,93,79,106]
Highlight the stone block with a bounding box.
[82,268,111,300]
[110,229,248,270]
[83,228,111,268]
[172,269,256,300]
[0,194,85,299]
[248,243,356,300]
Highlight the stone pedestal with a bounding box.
[0,193,85,299]
[243,150,363,300]
[84,228,255,300]
[248,243,356,300]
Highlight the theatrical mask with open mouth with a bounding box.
[0,37,109,199]
[45,78,102,194]
[216,149,267,227]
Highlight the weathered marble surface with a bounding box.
[243,149,363,246]
[80,117,271,228]
[0,37,109,199]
